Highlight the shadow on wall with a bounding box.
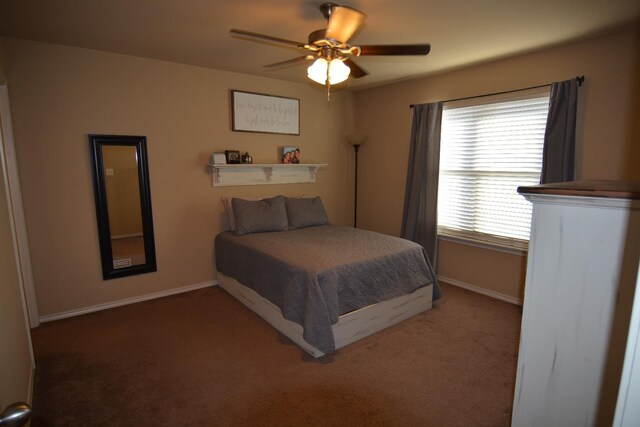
[624,25,640,181]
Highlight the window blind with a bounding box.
[438,89,550,250]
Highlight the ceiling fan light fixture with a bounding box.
[328,58,350,84]
[232,2,432,96]
[307,58,351,85]
[307,57,329,84]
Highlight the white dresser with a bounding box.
[512,181,640,427]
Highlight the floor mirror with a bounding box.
[89,134,157,280]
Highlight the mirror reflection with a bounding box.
[103,145,146,268]
[89,135,156,280]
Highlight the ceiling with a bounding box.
[1,0,638,90]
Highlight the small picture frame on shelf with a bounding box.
[281,146,300,164]
[225,150,241,164]
[211,153,227,164]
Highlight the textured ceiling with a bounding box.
[1,0,638,90]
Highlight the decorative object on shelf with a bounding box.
[209,163,327,187]
[281,146,300,164]
[347,135,367,228]
[225,150,241,164]
[211,152,227,164]
[231,90,300,135]
[241,152,253,164]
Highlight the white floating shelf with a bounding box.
[209,163,327,187]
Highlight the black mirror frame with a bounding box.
[89,134,157,280]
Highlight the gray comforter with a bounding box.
[215,225,439,354]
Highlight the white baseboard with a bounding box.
[438,275,523,305]
[39,280,217,323]
[37,276,521,323]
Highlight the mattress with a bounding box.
[215,224,438,354]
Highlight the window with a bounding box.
[437,89,550,251]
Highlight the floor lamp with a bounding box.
[347,135,367,228]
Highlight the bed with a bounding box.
[215,195,440,357]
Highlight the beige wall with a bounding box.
[2,27,637,317]
[353,28,640,301]
[0,80,33,407]
[1,38,354,317]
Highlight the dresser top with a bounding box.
[518,180,640,200]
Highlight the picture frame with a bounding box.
[225,150,241,164]
[281,146,300,164]
[211,152,227,164]
[231,90,300,135]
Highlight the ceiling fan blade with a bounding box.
[263,56,314,68]
[359,44,431,56]
[343,58,368,78]
[230,29,307,48]
[325,6,366,43]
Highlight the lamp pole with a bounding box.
[353,143,360,228]
[347,135,366,228]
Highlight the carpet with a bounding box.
[30,282,521,426]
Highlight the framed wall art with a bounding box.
[231,90,300,135]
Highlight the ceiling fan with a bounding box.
[230,2,430,92]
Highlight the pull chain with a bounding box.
[326,62,331,101]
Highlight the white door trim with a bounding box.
[0,78,40,329]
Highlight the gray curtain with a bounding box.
[401,102,443,279]
[541,79,578,184]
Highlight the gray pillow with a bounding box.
[285,197,329,229]
[232,196,289,236]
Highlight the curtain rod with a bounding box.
[409,75,585,109]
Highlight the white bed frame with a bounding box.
[217,272,434,357]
